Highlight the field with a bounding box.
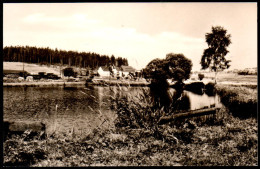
[196,72,257,85]
[3,62,61,76]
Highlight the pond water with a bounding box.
[3,86,222,137]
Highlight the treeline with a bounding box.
[3,46,128,68]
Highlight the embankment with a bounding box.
[216,84,257,118]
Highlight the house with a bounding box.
[96,65,136,79]
[97,66,111,77]
[119,66,136,77]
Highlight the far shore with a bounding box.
[3,81,86,87]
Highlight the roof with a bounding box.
[120,66,136,72]
[100,66,110,71]
[99,66,122,72]
[115,67,121,71]
[3,70,27,74]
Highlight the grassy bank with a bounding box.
[4,106,257,166]
[216,84,257,118]
[3,85,258,166]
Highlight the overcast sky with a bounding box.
[3,2,257,71]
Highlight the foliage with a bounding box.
[143,53,192,85]
[111,88,162,129]
[201,26,231,74]
[204,82,216,96]
[3,46,128,68]
[63,68,76,77]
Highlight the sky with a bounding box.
[3,2,257,71]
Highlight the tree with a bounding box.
[111,55,116,66]
[144,53,192,87]
[143,53,192,111]
[201,26,231,83]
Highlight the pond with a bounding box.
[3,86,222,137]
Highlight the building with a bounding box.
[96,65,136,78]
[119,65,136,77]
[97,66,111,77]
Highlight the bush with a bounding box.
[19,71,29,78]
[198,73,205,80]
[205,82,216,96]
[63,68,76,77]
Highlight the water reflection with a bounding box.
[183,90,222,110]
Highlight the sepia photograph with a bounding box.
[3,1,257,166]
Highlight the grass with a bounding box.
[216,84,257,119]
[4,105,257,166]
[4,83,258,166]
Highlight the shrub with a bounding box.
[63,68,76,77]
[205,82,216,96]
[198,73,205,81]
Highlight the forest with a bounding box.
[3,46,129,69]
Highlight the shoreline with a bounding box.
[3,80,151,87]
[3,80,256,87]
[3,81,86,87]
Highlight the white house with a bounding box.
[97,65,136,78]
[97,66,111,77]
